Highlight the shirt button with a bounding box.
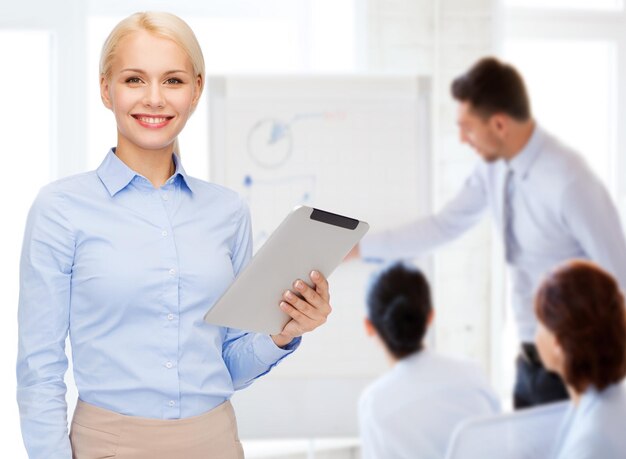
[169,400,175,407]
[161,230,168,237]
[162,194,169,201]
[165,361,173,369]
[169,268,176,276]
[167,314,174,321]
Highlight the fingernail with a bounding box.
[280,302,288,309]
[284,290,294,300]
[311,270,319,279]
[295,280,304,290]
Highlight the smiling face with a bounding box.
[100,30,202,157]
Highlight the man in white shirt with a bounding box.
[348,57,626,409]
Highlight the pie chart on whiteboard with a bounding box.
[246,118,293,169]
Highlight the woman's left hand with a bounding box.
[271,270,331,348]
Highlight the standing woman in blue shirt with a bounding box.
[16,12,331,459]
[534,260,626,459]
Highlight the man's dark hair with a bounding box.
[451,56,531,121]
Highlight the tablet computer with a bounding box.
[203,206,369,335]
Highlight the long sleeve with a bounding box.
[221,198,299,390]
[561,174,626,291]
[361,165,488,260]
[16,188,74,459]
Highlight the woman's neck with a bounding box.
[115,143,175,188]
[568,383,587,407]
[387,346,424,367]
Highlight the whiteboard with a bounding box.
[208,75,432,438]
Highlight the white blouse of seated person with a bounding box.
[358,263,500,459]
[534,260,626,459]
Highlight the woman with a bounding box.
[535,260,626,459]
[358,263,499,459]
[16,12,331,459]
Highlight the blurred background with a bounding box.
[2,0,626,457]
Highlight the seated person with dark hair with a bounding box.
[358,263,499,459]
[534,260,626,459]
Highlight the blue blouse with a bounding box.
[17,150,299,458]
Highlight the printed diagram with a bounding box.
[243,110,346,250]
[246,111,346,168]
[246,118,293,169]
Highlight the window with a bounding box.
[495,2,625,402]
[0,30,52,459]
[503,39,617,189]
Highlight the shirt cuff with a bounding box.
[253,334,301,365]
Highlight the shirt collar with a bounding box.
[576,384,616,416]
[396,348,429,368]
[506,123,545,179]
[97,148,195,196]
[171,152,195,193]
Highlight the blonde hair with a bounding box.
[100,12,205,155]
[100,11,205,82]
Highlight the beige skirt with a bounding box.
[70,400,244,459]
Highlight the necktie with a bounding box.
[504,168,519,262]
